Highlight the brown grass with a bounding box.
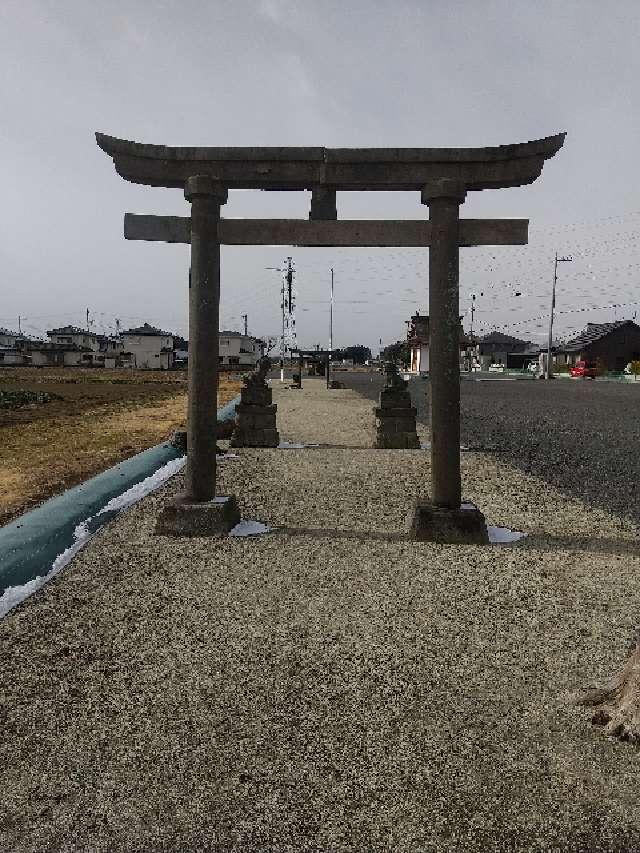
[0,369,241,524]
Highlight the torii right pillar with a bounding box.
[409,179,487,544]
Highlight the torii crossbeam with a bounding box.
[97,133,565,540]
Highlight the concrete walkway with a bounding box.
[2,378,640,852]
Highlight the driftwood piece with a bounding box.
[577,627,640,742]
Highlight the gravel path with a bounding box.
[342,371,640,527]
[2,378,640,852]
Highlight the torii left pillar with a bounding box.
[156,176,240,536]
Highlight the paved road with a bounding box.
[336,370,640,527]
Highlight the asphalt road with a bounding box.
[335,370,640,528]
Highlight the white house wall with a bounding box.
[122,335,174,369]
[219,335,260,366]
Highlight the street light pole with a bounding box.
[546,252,572,379]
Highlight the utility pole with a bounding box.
[241,313,248,336]
[546,253,572,379]
[115,318,120,338]
[86,307,91,332]
[469,294,476,339]
[285,257,296,368]
[18,315,21,334]
[265,258,294,382]
[329,267,334,386]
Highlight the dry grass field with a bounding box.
[0,368,241,525]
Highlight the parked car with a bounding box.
[570,360,597,379]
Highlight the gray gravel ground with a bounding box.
[2,378,640,852]
[343,371,640,527]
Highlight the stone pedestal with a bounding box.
[407,500,489,544]
[155,493,240,537]
[375,362,420,449]
[231,357,279,448]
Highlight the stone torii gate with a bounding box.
[96,132,565,539]
[290,349,336,390]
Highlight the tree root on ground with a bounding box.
[577,629,640,742]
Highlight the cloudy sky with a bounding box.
[2,0,639,352]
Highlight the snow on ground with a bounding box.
[0,456,187,619]
[229,520,273,537]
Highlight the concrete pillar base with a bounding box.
[407,500,489,544]
[375,433,421,449]
[155,493,241,537]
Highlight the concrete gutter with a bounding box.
[0,395,240,605]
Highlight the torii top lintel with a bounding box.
[95,132,565,193]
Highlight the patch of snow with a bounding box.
[97,456,186,516]
[1,455,187,619]
[421,442,470,451]
[229,520,273,537]
[0,520,94,619]
[487,525,527,544]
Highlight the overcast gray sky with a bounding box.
[2,0,639,351]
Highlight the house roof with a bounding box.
[47,326,97,336]
[558,320,639,353]
[479,331,531,346]
[220,330,263,342]
[0,328,27,339]
[122,322,172,337]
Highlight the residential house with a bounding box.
[0,328,28,349]
[406,313,469,375]
[96,334,129,368]
[173,349,188,369]
[0,328,30,366]
[0,347,28,366]
[47,326,99,351]
[505,343,542,370]
[121,323,174,369]
[555,321,640,372]
[29,326,103,367]
[475,331,533,370]
[219,331,264,367]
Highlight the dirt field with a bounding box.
[0,368,241,525]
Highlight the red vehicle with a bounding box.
[570,359,597,379]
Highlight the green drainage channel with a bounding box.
[0,395,240,602]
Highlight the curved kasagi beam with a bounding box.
[96,132,566,192]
